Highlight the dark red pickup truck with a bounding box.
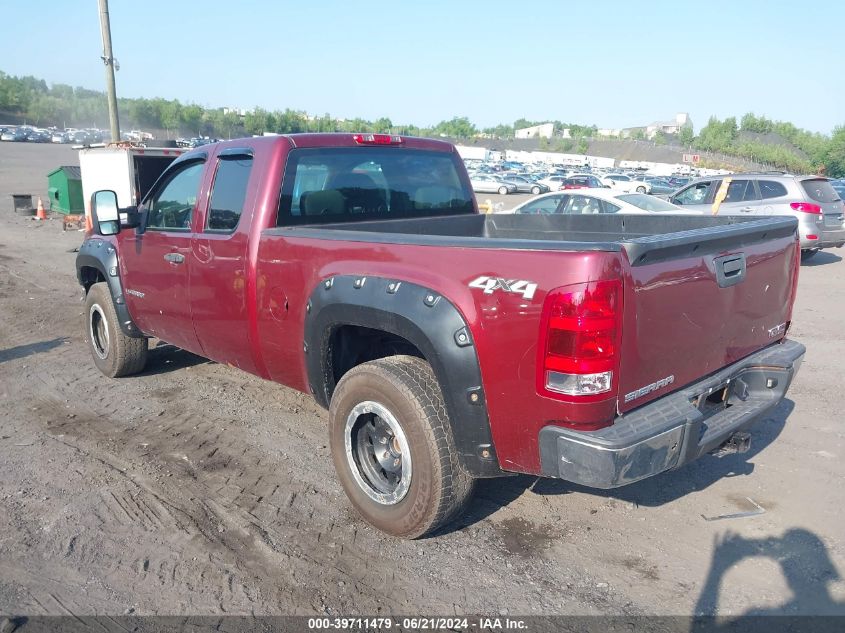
[76,133,805,538]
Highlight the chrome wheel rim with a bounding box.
[89,304,109,360]
[345,401,411,505]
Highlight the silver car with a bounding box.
[469,174,516,195]
[669,173,845,260]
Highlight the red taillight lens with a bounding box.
[352,133,403,145]
[790,202,822,214]
[538,280,621,399]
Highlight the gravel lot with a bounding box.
[0,142,843,618]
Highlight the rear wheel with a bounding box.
[85,282,148,377]
[329,356,474,538]
[498,186,509,195]
[800,249,819,262]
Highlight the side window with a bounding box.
[600,200,621,214]
[759,180,788,199]
[725,180,750,203]
[562,195,598,214]
[207,156,253,232]
[517,195,565,214]
[673,181,713,205]
[147,162,204,230]
[743,180,760,201]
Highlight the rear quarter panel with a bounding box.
[255,235,624,474]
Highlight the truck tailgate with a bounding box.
[617,217,798,413]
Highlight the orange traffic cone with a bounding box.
[36,197,47,220]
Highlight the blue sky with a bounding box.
[1,0,842,134]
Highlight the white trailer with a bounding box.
[78,145,184,216]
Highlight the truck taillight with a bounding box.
[537,280,621,399]
[352,133,403,145]
[790,202,822,214]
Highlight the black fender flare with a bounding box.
[304,274,503,478]
[75,238,145,338]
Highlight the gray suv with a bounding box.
[669,173,845,260]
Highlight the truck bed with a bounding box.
[267,213,797,264]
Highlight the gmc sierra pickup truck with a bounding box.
[76,133,805,538]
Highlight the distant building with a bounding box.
[646,113,692,139]
[515,123,554,139]
[223,107,248,117]
[597,113,693,140]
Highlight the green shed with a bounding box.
[46,165,84,215]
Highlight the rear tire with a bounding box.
[800,249,819,262]
[85,282,148,377]
[328,356,474,539]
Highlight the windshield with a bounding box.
[617,193,683,212]
[278,147,474,225]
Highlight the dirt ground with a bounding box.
[0,142,843,619]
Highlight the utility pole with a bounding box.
[98,0,120,142]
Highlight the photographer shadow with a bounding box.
[691,528,845,630]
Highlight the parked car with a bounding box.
[499,175,549,195]
[51,130,71,143]
[507,189,690,215]
[602,174,652,194]
[536,174,571,190]
[559,175,605,190]
[77,132,804,539]
[669,173,845,260]
[830,179,845,200]
[470,174,516,195]
[24,128,50,143]
[640,176,676,196]
[1,127,26,142]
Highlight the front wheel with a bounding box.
[531,186,541,195]
[329,356,474,538]
[85,282,148,377]
[636,186,647,193]
[497,186,509,195]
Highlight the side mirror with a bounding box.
[91,190,120,236]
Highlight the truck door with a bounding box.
[119,159,205,353]
[189,149,258,372]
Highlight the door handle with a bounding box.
[714,253,746,288]
[740,206,754,212]
[164,253,185,264]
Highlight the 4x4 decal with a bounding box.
[468,276,538,300]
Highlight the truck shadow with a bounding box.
[802,251,842,266]
[140,341,209,376]
[445,399,795,533]
[0,337,68,364]
[691,527,845,626]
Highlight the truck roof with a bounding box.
[177,133,458,160]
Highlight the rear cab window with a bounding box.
[207,153,253,232]
[277,147,474,225]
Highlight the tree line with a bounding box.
[1,70,843,176]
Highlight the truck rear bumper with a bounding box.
[538,339,805,488]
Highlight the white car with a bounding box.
[536,174,570,190]
[470,174,516,195]
[504,189,693,215]
[601,173,652,194]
